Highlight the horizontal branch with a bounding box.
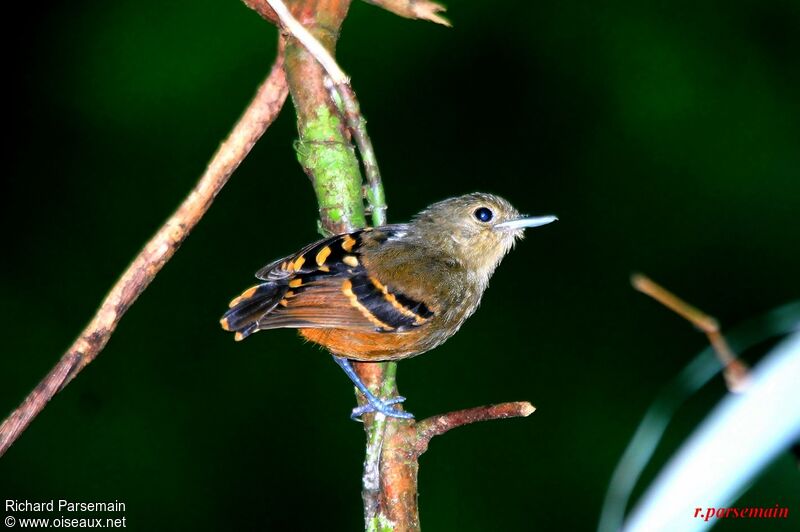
[414,401,536,455]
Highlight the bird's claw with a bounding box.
[350,395,414,421]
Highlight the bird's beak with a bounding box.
[495,215,558,231]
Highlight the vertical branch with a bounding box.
[279,0,365,235]
[266,2,399,527]
[264,0,387,228]
[259,4,533,532]
[332,82,387,226]
[361,361,400,530]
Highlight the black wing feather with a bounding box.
[222,225,434,338]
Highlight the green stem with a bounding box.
[292,102,366,234]
[279,1,396,528]
[283,0,363,235]
[331,84,387,227]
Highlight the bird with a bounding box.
[220,193,557,419]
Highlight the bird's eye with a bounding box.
[474,207,493,223]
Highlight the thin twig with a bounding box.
[414,402,536,455]
[631,274,719,333]
[269,0,387,227]
[0,47,289,457]
[631,273,749,392]
[327,80,387,226]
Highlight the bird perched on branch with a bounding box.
[221,193,556,419]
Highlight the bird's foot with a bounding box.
[332,356,415,421]
[350,395,414,421]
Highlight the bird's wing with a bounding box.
[221,226,434,340]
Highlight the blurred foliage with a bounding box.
[1,1,798,530]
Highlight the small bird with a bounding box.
[221,193,556,419]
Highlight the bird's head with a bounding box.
[410,192,557,279]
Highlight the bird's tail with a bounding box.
[220,282,285,341]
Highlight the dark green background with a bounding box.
[2,0,798,530]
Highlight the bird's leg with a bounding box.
[332,356,414,420]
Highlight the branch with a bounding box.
[268,3,537,531]
[268,0,349,84]
[279,0,368,235]
[369,402,536,530]
[414,402,536,455]
[267,1,401,526]
[328,80,387,226]
[0,45,289,457]
[265,0,387,226]
[631,273,750,392]
[268,25,392,514]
